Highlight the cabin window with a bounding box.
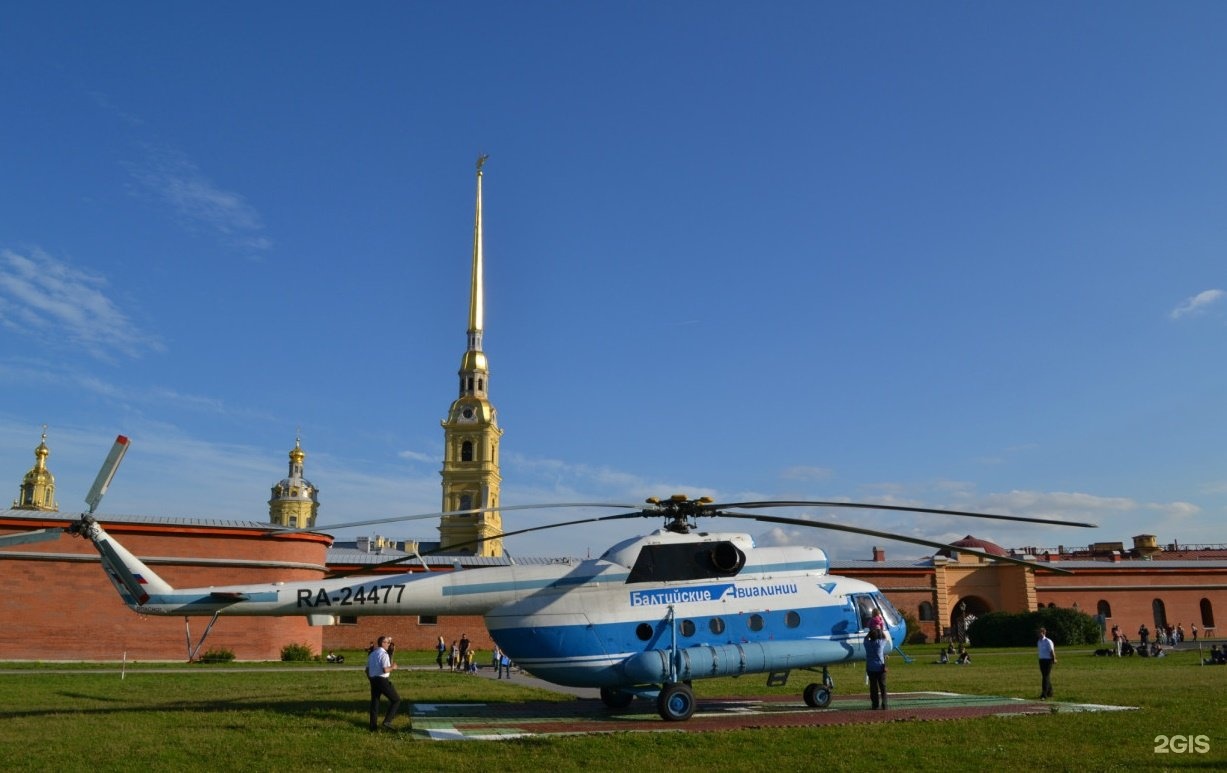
[680,619,695,637]
[918,602,935,622]
[709,618,726,635]
[1097,600,1112,618]
[785,611,801,628]
[748,614,764,632]
[418,616,438,625]
[635,623,653,641]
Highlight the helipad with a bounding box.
[408,691,1135,741]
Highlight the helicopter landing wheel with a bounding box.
[657,682,696,721]
[803,682,832,709]
[600,686,634,709]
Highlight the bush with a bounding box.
[280,643,315,662]
[967,608,1101,647]
[197,648,235,663]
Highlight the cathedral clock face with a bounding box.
[461,406,475,421]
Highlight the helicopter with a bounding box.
[0,437,1096,722]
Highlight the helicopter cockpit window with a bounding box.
[872,593,903,628]
[680,619,696,637]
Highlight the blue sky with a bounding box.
[2,2,1225,560]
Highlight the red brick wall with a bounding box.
[5,518,1224,661]
[321,615,496,657]
[0,521,328,661]
[1034,565,1224,637]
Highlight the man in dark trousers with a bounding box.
[366,635,401,731]
[864,625,889,709]
[1037,627,1056,700]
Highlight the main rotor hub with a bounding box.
[645,495,715,534]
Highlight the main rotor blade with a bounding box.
[714,500,1097,529]
[325,510,651,577]
[0,527,63,549]
[719,510,1075,575]
[284,502,640,535]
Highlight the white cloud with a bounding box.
[129,144,272,254]
[780,465,834,482]
[0,248,163,360]
[1169,289,1224,319]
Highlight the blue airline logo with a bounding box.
[629,582,799,607]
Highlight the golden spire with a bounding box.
[441,156,504,556]
[468,154,488,352]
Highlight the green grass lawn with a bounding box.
[1,645,1222,772]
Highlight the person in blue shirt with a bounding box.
[864,625,889,710]
[1037,627,1057,700]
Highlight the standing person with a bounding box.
[1037,627,1056,700]
[458,633,470,667]
[435,635,446,670]
[864,625,888,710]
[449,640,460,672]
[499,649,512,679]
[365,635,401,732]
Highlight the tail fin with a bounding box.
[70,516,174,607]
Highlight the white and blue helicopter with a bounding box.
[1,438,1094,721]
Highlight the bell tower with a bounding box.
[268,435,319,529]
[439,155,504,556]
[13,427,57,511]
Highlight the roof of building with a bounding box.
[831,559,935,570]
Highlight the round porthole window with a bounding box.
[786,611,801,628]
[636,623,653,641]
[709,617,726,635]
[681,619,696,637]
[749,614,764,632]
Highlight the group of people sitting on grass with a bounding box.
[936,643,971,665]
[1205,645,1227,665]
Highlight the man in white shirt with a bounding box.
[1036,627,1056,700]
[366,635,401,731]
